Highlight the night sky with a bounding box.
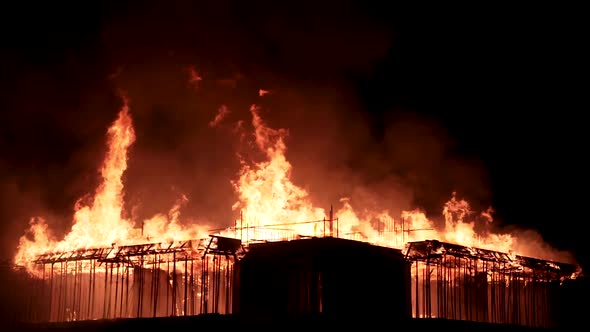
[0,1,587,269]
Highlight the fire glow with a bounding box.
[14,89,576,275]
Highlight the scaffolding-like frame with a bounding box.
[24,236,242,322]
[404,240,578,328]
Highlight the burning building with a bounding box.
[405,240,578,328]
[6,234,581,330]
[14,236,240,322]
[6,95,584,330]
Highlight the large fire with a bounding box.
[14,88,575,275]
[14,97,209,273]
[228,104,566,261]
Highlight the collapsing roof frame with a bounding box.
[18,236,583,326]
[404,239,579,279]
[32,235,244,267]
[31,237,579,277]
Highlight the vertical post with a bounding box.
[120,263,125,318]
[151,254,157,318]
[77,261,83,320]
[103,263,108,319]
[225,257,231,314]
[329,205,333,237]
[201,256,208,314]
[49,264,54,321]
[63,262,68,321]
[415,261,419,318]
[56,262,63,322]
[172,252,177,316]
[72,261,77,321]
[166,259,170,316]
[125,265,130,318]
[90,260,95,319]
[154,255,161,317]
[216,256,221,313]
[137,255,144,318]
[184,255,188,316]
[40,264,47,322]
[424,258,432,318]
[108,262,114,318]
[114,263,120,318]
[191,259,195,315]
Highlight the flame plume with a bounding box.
[14,95,575,275]
[66,97,136,250]
[14,97,208,273]
[230,104,572,264]
[231,105,326,241]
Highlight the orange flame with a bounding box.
[14,97,209,274]
[231,105,326,241]
[65,98,136,250]
[14,95,575,275]
[230,105,574,264]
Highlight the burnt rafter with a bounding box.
[34,247,113,264]
[202,235,244,259]
[32,237,244,266]
[24,237,243,322]
[404,239,578,276]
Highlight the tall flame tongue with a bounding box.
[67,97,136,249]
[231,105,571,264]
[14,98,136,270]
[232,105,442,245]
[232,105,326,241]
[15,97,208,274]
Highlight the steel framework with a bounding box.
[404,240,578,328]
[21,235,242,322]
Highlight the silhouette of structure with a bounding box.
[3,236,583,331]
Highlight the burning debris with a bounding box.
[209,105,231,128]
[186,65,202,90]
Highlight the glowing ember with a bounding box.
[209,104,231,128]
[186,65,202,89]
